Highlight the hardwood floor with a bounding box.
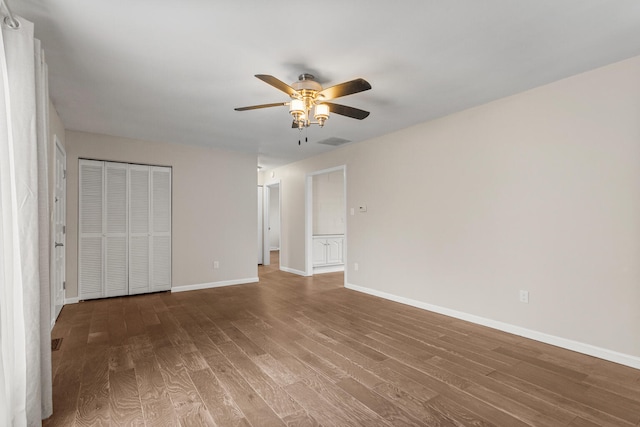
[46,251,640,426]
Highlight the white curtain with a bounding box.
[0,13,52,426]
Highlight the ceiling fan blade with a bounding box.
[234,102,288,111]
[255,74,300,97]
[324,102,370,120]
[318,78,371,100]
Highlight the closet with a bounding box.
[78,159,171,300]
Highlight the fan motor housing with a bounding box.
[292,74,322,93]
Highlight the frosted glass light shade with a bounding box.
[289,99,305,114]
[314,104,329,119]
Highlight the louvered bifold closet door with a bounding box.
[151,167,171,291]
[79,160,104,299]
[104,162,128,297]
[129,165,151,294]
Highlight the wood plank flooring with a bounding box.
[45,252,640,426]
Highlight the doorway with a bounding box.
[51,137,66,324]
[262,181,281,268]
[305,166,346,279]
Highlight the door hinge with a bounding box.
[63,225,66,234]
[63,169,67,179]
[63,281,66,290]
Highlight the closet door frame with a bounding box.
[78,159,172,300]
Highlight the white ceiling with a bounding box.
[12,1,640,169]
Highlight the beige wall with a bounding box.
[263,55,640,361]
[66,131,258,298]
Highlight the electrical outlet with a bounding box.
[213,261,219,269]
[354,263,359,271]
[519,290,529,303]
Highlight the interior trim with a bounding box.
[170,277,259,293]
[279,266,308,277]
[346,282,640,370]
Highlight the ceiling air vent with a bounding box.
[315,137,351,146]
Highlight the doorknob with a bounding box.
[55,242,64,248]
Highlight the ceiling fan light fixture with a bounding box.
[236,73,371,133]
[289,99,306,122]
[314,104,330,127]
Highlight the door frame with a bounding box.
[258,185,263,264]
[304,165,347,282]
[50,136,66,328]
[262,180,281,267]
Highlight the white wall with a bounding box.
[313,170,345,235]
[262,55,640,364]
[66,131,258,298]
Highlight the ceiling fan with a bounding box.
[234,73,372,129]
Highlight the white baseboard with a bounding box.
[346,282,640,370]
[64,297,79,305]
[313,264,345,274]
[171,277,259,293]
[279,266,309,276]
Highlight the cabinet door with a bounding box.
[326,237,344,265]
[104,162,128,297]
[129,165,150,294]
[312,238,328,266]
[79,160,104,300]
[151,167,171,291]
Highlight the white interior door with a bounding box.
[150,167,171,292]
[52,139,66,322]
[105,162,128,297]
[78,160,105,300]
[258,186,263,264]
[129,164,151,294]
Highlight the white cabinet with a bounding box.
[313,235,344,271]
[79,160,171,300]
